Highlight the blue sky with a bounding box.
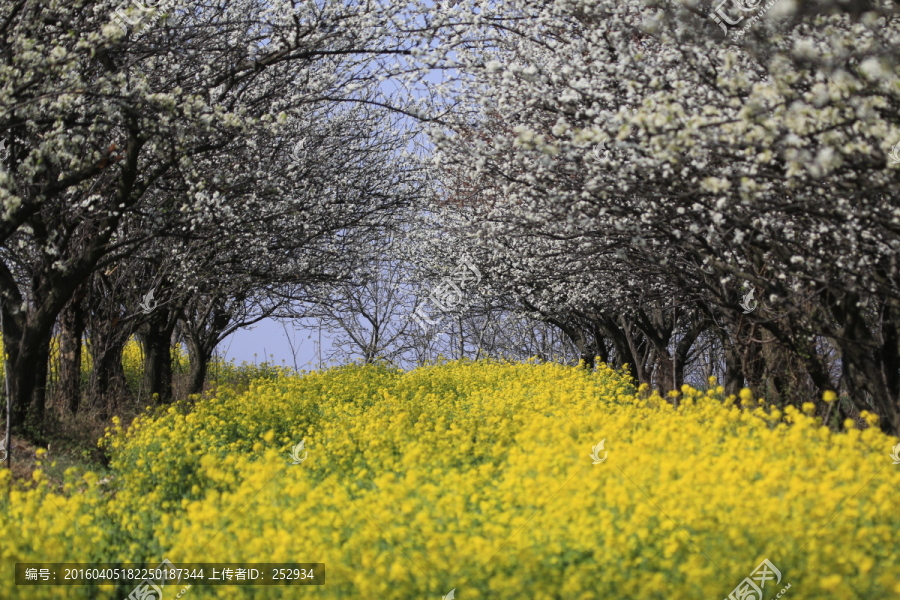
[218,318,336,369]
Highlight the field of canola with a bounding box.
[2,360,899,599]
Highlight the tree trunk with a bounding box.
[31,339,50,430]
[653,347,674,393]
[140,314,175,403]
[880,301,900,428]
[739,322,766,396]
[184,333,211,396]
[722,334,744,397]
[580,353,596,370]
[615,316,647,384]
[673,319,706,391]
[91,333,129,419]
[5,321,54,443]
[59,292,86,414]
[594,335,608,365]
[834,295,899,435]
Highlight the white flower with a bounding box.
[700,177,731,193]
[767,0,797,18]
[858,57,883,80]
[792,39,817,60]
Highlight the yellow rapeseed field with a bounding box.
[1,361,899,599]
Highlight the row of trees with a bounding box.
[0,0,432,442]
[410,0,900,432]
[3,0,899,443]
[311,0,899,438]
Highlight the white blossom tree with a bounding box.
[0,0,434,440]
[419,0,900,431]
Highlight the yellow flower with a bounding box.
[2,360,897,600]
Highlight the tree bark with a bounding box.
[0,266,58,442]
[614,316,647,384]
[5,322,54,442]
[90,326,129,419]
[31,338,50,431]
[832,294,898,434]
[673,319,705,391]
[140,312,177,403]
[880,300,900,426]
[184,332,211,396]
[722,334,744,397]
[58,289,87,414]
